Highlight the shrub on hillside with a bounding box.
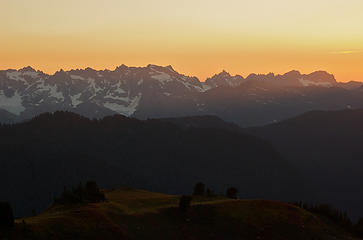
[226,187,238,199]
[193,182,205,196]
[0,202,14,230]
[355,218,363,236]
[206,188,214,196]
[85,181,106,202]
[292,202,352,229]
[55,181,106,205]
[179,195,192,212]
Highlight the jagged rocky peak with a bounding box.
[296,71,337,87]
[19,66,37,72]
[242,70,338,88]
[338,81,363,90]
[113,64,180,79]
[143,65,203,87]
[166,65,175,71]
[115,64,129,72]
[305,71,336,83]
[206,70,244,88]
[279,70,336,83]
[53,69,69,79]
[266,72,275,78]
[3,66,44,84]
[146,64,178,74]
[216,70,231,77]
[245,73,258,80]
[282,70,302,79]
[245,72,276,82]
[84,67,97,73]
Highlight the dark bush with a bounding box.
[55,181,105,205]
[193,182,205,196]
[179,195,192,212]
[0,202,14,229]
[292,201,352,229]
[85,181,106,202]
[226,187,238,199]
[355,218,363,236]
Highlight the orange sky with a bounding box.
[1,0,363,82]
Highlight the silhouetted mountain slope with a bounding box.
[0,111,302,217]
[158,115,240,130]
[338,81,363,90]
[1,65,363,126]
[0,109,18,123]
[248,109,363,220]
[200,83,363,126]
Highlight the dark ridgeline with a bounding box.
[158,115,240,131]
[0,111,301,217]
[248,109,363,221]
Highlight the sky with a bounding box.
[1,0,363,82]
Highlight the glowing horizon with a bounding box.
[1,0,363,82]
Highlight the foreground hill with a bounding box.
[10,188,359,240]
[0,111,302,217]
[248,109,363,220]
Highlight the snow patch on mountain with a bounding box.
[103,93,142,116]
[6,71,26,83]
[105,93,130,101]
[299,78,334,87]
[202,84,212,91]
[7,70,40,83]
[151,72,172,84]
[23,71,39,78]
[34,81,65,102]
[179,80,204,92]
[49,85,65,101]
[0,90,25,115]
[88,78,102,96]
[70,75,85,80]
[70,93,83,107]
[113,82,126,94]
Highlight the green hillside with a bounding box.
[9,188,360,240]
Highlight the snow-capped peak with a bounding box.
[0,65,352,123]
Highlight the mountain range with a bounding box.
[1,65,363,126]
